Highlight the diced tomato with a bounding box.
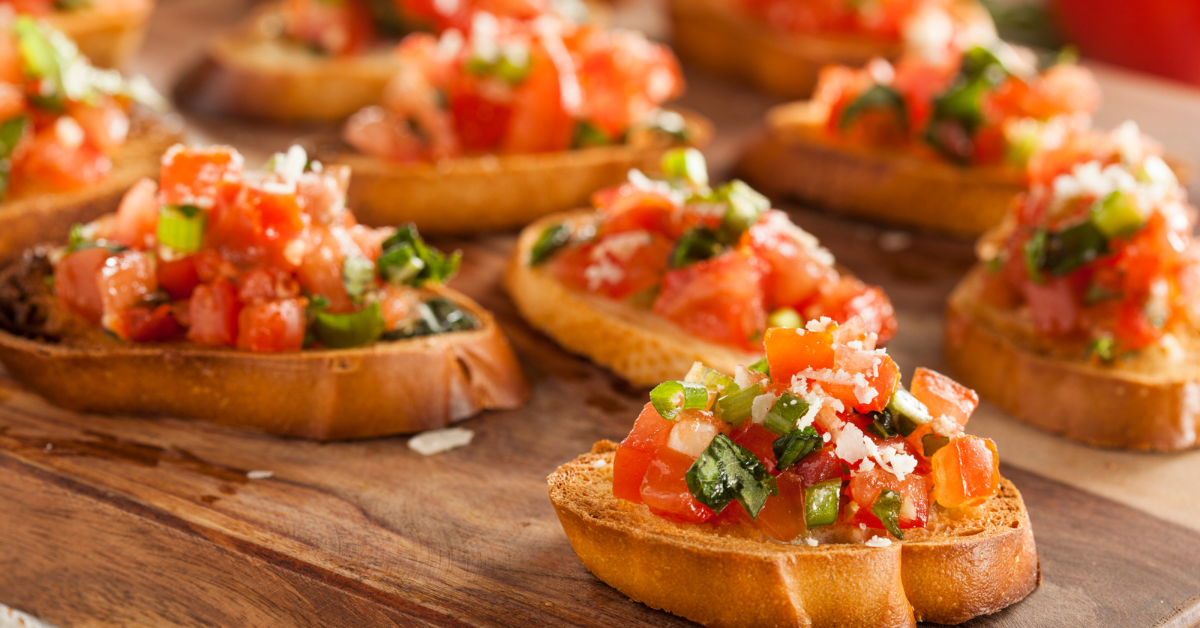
[745,210,838,308]
[187,278,240,347]
[97,250,157,337]
[157,257,200,301]
[846,466,929,531]
[236,298,307,352]
[789,447,843,488]
[804,276,897,345]
[930,436,1000,508]
[653,250,767,351]
[852,354,899,415]
[910,367,979,427]
[159,145,243,207]
[754,471,806,542]
[501,42,576,154]
[731,422,779,475]
[614,405,676,503]
[296,226,354,313]
[1020,276,1078,335]
[1115,299,1162,351]
[54,247,111,323]
[596,188,679,238]
[69,98,130,155]
[552,231,675,300]
[207,184,305,263]
[448,85,513,152]
[764,325,835,385]
[193,249,238,284]
[640,447,714,523]
[282,0,375,55]
[111,178,160,249]
[13,122,110,194]
[238,267,301,304]
[119,304,182,342]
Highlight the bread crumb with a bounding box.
[591,458,607,469]
[864,536,892,548]
[247,470,274,480]
[409,427,474,455]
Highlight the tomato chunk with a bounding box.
[754,471,806,542]
[910,367,979,427]
[160,145,243,207]
[640,447,714,523]
[846,466,929,531]
[188,278,240,347]
[764,326,835,386]
[98,250,157,337]
[54,247,110,323]
[111,178,159,249]
[613,404,675,503]
[653,251,767,351]
[157,257,200,301]
[931,436,1000,508]
[236,298,307,353]
[120,305,182,343]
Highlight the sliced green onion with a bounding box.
[157,204,206,254]
[772,426,821,471]
[377,244,424,284]
[871,489,905,539]
[1022,227,1048,284]
[748,357,771,378]
[684,362,737,395]
[660,147,708,187]
[715,383,762,426]
[804,478,842,528]
[0,114,27,200]
[530,223,571,266]
[1089,190,1143,238]
[494,50,532,85]
[342,255,376,304]
[14,17,64,109]
[767,306,802,329]
[645,109,690,143]
[763,392,809,436]
[717,180,769,242]
[314,302,385,349]
[922,433,950,457]
[649,380,709,421]
[865,409,899,439]
[839,84,908,132]
[377,224,460,287]
[1087,336,1116,363]
[670,227,722,268]
[887,387,932,437]
[571,121,610,149]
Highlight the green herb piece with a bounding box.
[748,357,771,377]
[54,0,92,10]
[65,222,125,254]
[0,115,29,200]
[685,362,737,395]
[763,392,809,436]
[571,121,610,149]
[772,426,821,471]
[465,45,531,86]
[685,433,778,520]
[865,409,899,439]
[382,297,477,340]
[1040,222,1109,276]
[341,255,376,304]
[156,204,206,254]
[715,383,762,426]
[670,227,722,268]
[839,84,908,132]
[887,387,932,437]
[767,306,801,329]
[871,489,905,539]
[804,478,842,527]
[1089,190,1143,238]
[922,433,950,457]
[714,180,769,243]
[661,147,708,187]
[530,223,571,266]
[377,224,460,287]
[984,254,1005,274]
[645,109,690,143]
[15,17,64,110]
[1084,283,1119,304]
[924,46,1010,163]
[1088,336,1116,363]
[1023,228,1048,283]
[314,302,386,349]
[649,380,709,421]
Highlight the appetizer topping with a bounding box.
[612,318,1000,543]
[981,124,1199,360]
[52,144,477,351]
[533,149,897,351]
[0,13,161,200]
[812,43,1099,166]
[342,15,685,161]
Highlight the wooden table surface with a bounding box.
[4,1,1200,626]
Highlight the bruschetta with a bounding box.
[506,149,895,386]
[319,14,707,234]
[0,15,181,266]
[549,319,1038,627]
[12,0,155,69]
[175,0,594,123]
[739,43,1101,237]
[946,122,1200,451]
[0,143,529,440]
[668,0,995,99]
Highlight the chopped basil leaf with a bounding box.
[530,223,571,266]
[763,392,809,436]
[360,0,406,35]
[748,357,771,378]
[571,121,610,149]
[922,433,950,457]
[924,46,1010,163]
[865,409,899,439]
[377,224,461,287]
[686,433,778,520]
[871,489,905,539]
[670,227,722,268]
[649,380,709,421]
[1032,222,1109,277]
[772,426,821,471]
[645,109,691,143]
[65,222,125,254]
[342,255,376,304]
[1022,228,1048,284]
[839,84,908,132]
[382,297,477,340]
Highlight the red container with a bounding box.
[1053,0,1200,86]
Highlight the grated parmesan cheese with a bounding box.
[750,392,779,425]
[864,536,893,548]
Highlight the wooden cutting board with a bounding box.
[4,1,1200,626]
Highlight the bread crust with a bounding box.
[667,0,991,99]
[945,265,1200,451]
[549,441,1039,628]
[0,110,183,267]
[317,110,712,235]
[506,210,762,387]
[738,102,1024,238]
[46,1,155,69]
[0,270,530,440]
[173,2,402,123]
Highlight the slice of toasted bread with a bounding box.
[0,109,183,267]
[739,101,1024,238]
[316,110,712,235]
[668,0,992,100]
[506,210,762,387]
[549,441,1039,627]
[0,250,530,441]
[46,1,155,69]
[946,265,1200,451]
[173,2,402,123]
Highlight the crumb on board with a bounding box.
[247,470,274,480]
[409,428,474,455]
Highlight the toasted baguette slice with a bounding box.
[46,1,155,69]
[946,265,1200,451]
[0,110,183,267]
[173,2,402,123]
[739,101,1024,238]
[550,441,1039,627]
[506,210,761,387]
[317,110,712,235]
[667,0,992,99]
[0,250,530,441]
